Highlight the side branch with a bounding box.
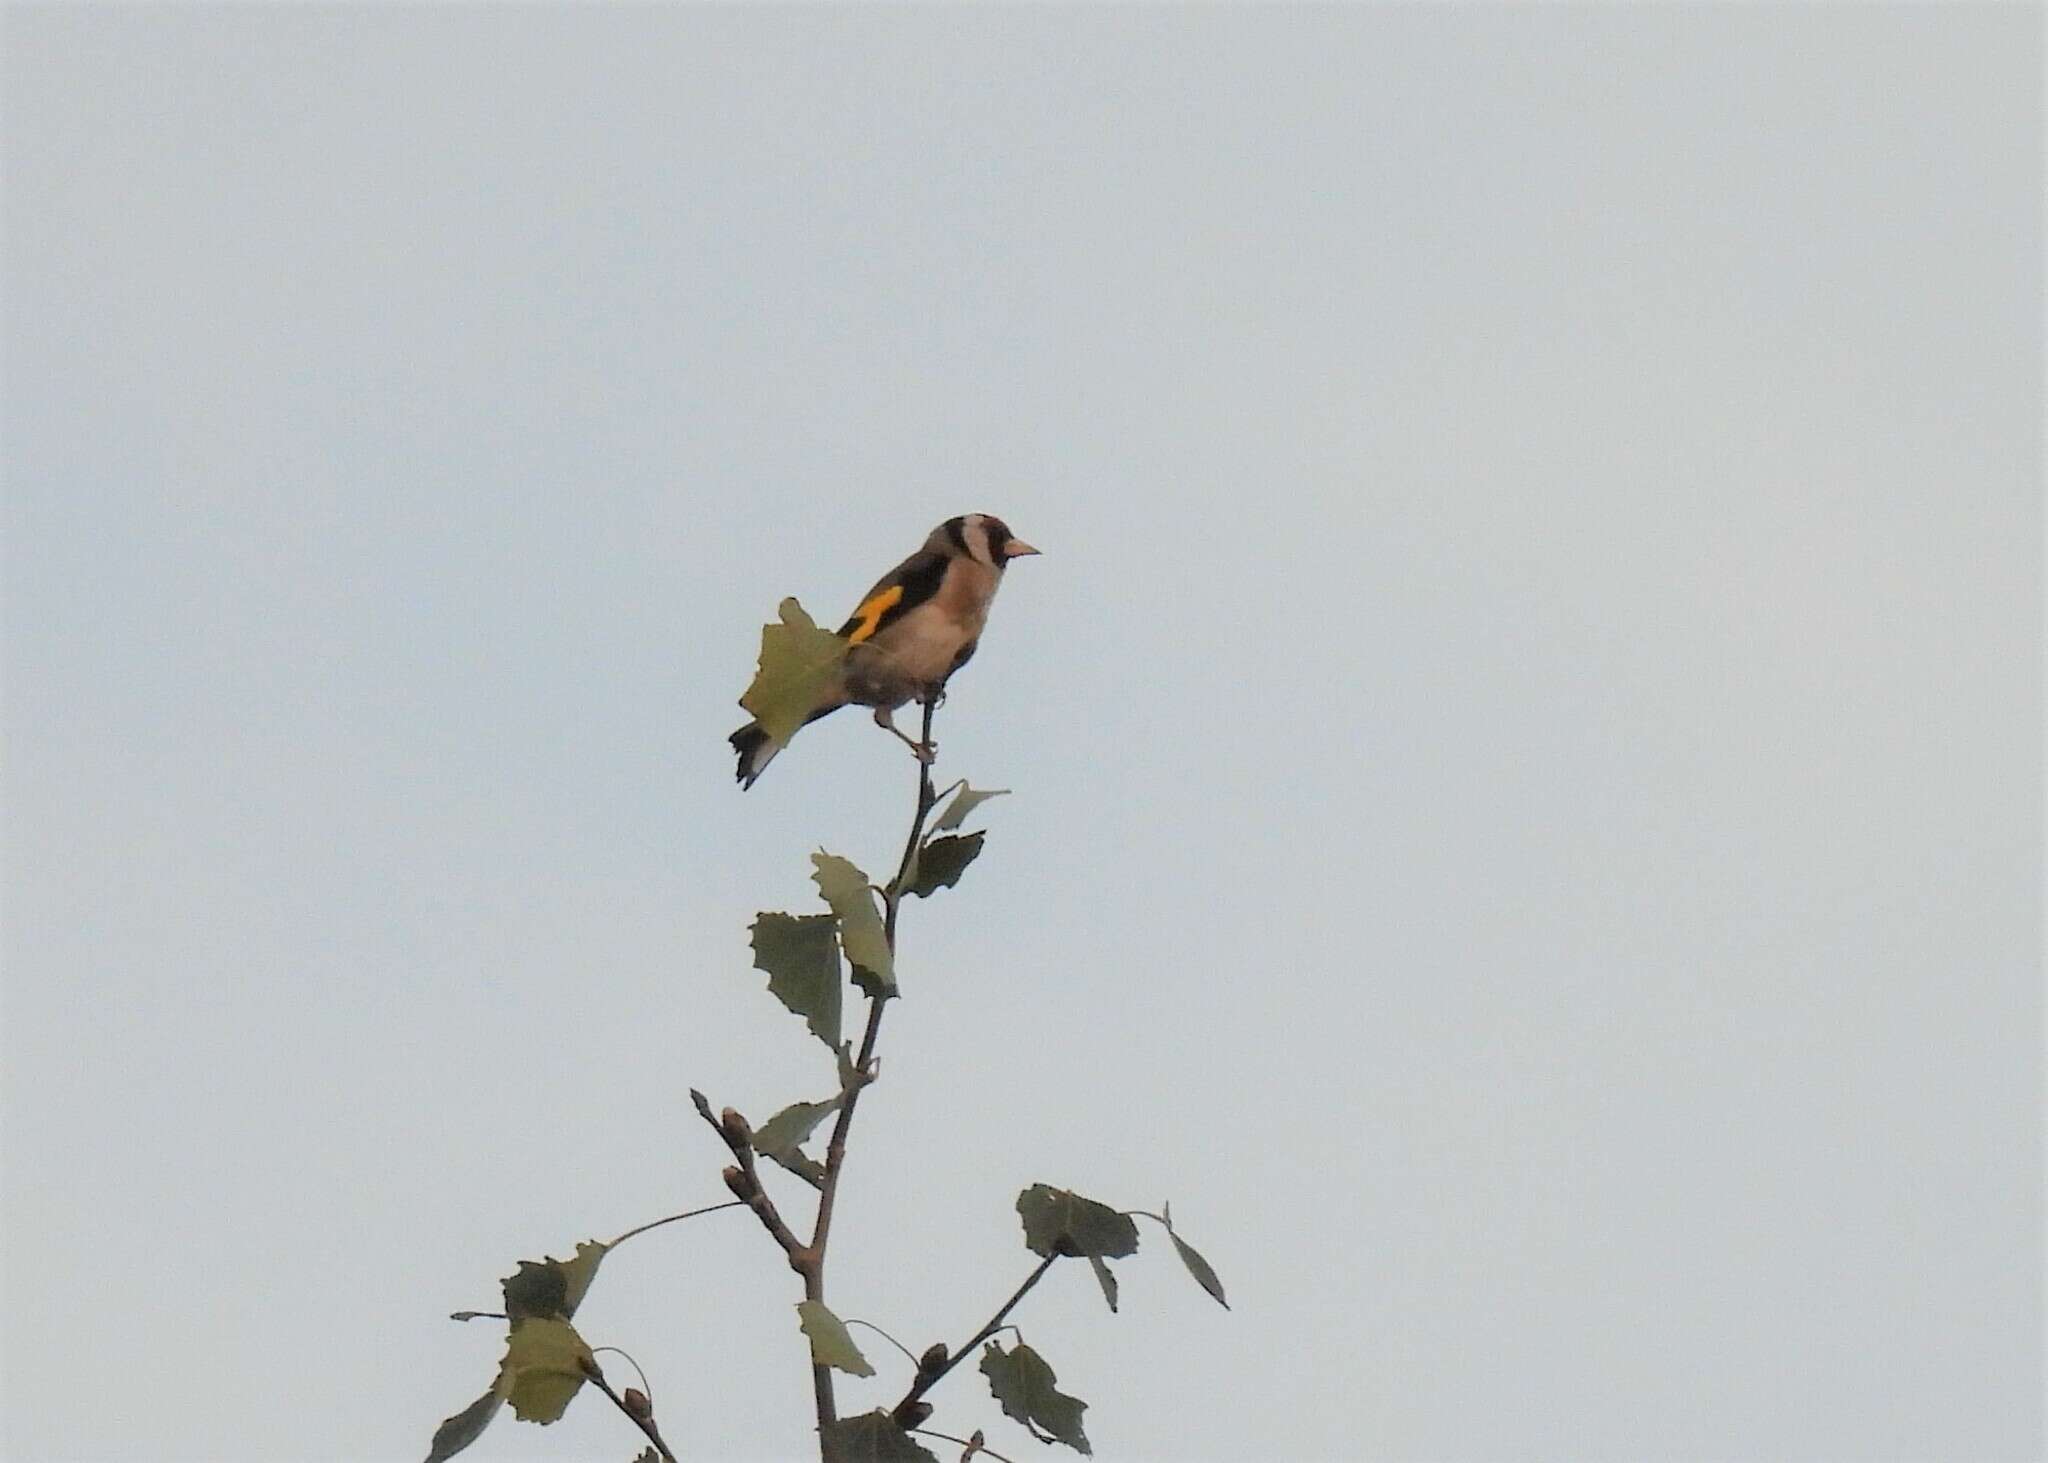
[891,1253,1060,1424]
[689,1088,807,1267]
[581,1356,679,1463]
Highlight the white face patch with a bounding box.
[962,515,996,566]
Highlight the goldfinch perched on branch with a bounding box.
[729,513,1039,788]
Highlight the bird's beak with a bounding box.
[1003,540,1041,559]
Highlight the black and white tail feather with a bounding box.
[729,723,777,789]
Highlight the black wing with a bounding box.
[837,549,949,644]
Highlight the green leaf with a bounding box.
[933,783,1009,832]
[1087,1255,1119,1314]
[753,1097,841,1162]
[502,1317,593,1424]
[797,1299,876,1378]
[1016,1185,1139,1260]
[739,597,851,748]
[501,1240,609,1322]
[906,832,984,898]
[423,1382,506,1463]
[750,912,844,1050]
[821,1412,939,1462]
[980,1341,1091,1455]
[1169,1229,1230,1310]
[766,1148,826,1187]
[427,1241,606,1459]
[812,852,894,995]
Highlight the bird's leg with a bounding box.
[873,705,936,764]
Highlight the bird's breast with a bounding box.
[847,564,1000,701]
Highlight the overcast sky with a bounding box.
[4,6,2041,1462]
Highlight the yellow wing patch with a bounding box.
[844,584,904,644]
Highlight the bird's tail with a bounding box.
[729,700,845,789]
[729,722,780,789]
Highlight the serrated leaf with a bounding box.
[933,783,1009,832]
[980,1341,1090,1455]
[503,1317,593,1424]
[428,1241,603,1459]
[1169,1230,1230,1310]
[1087,1255,1119,1314]
[821,1411,939,1462]
[753,1097,841,1162]
[423,1382,506,1463]
[750,912,844,1050]
[797,1299,876,1377]
[501,1240,609,1322]
[812,852,894,995]
[1016,1185,1139,1260]
[907,832,984,898]
[739,598,851,748]
[847,968,891,1000]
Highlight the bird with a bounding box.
[729,513,1040,788]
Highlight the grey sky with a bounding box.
[3,5,2040,1461]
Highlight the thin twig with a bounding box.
[892,1254,1060,1420]
[689,1088,806,1263]
[581,1356,678,1463]
[589,1346,655,1402]
[911,1427,1021,1463]
[609,1201,747,1249]
[843,1317,922,1369]
[451,1204,746,1326]
[882,696,943,945]
[810,695,943,1450]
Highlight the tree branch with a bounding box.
[581,1355,678,1463]
[689,1089,806,1266]
[891,1254,1060,1424]
[882,696,944,945]
[809,695,942,1454]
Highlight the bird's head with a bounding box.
[937,513,1040,569]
